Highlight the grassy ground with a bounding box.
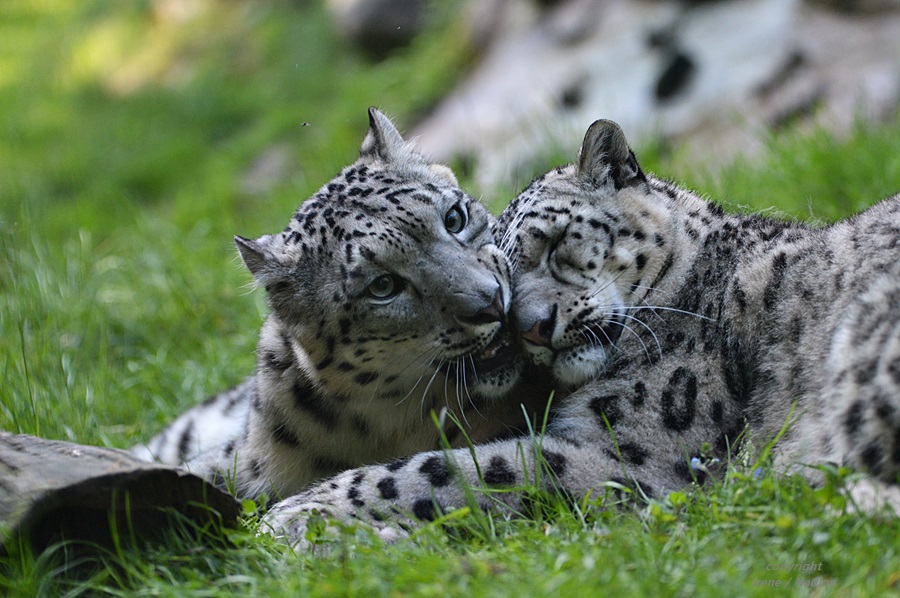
[2,1,900,596]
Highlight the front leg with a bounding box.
[263,407,703,546]
[260,434,613,548]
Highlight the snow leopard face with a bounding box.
[497,120,676,387]
[238,109,521,409]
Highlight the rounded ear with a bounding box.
[428,163,459,187]
[235,234,285,285]
[576,119,645,190]
[359,107,409,163]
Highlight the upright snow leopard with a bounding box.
[133,108,548,501]
[262,118,900,545]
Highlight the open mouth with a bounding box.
[470,329,517,375]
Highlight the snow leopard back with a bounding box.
[134,109,547,500]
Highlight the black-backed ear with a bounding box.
[427,163,459,187]
[359,107,408,163]
[235,234,280,281]
[576,119,645,190]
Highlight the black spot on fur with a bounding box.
[874,393,896,421]
[177,422,194,460]
[647,252,674,295]
[386,457,411,472]
[665,331,686,350]
[722,338,757,406]
[861,443,884,476]
[888,357,900,385]
[412,499,441,521]
[619,442,649,466]
[377,477,399,500]
[354,371,379,385]
[732,282,747,311]
[604,442,649,466]
[292,380,339,430]
[762,252,787,310]
[541,449,567,478]
[589,395,622,428]
[632,382,647,408]
[419,456,451,487]
[789,316,804,345]
[844,401,864,436]
[855,360,878,385]
[271,423,301,448]
[484,456,517,486]
[661,367,697,431]
[710,399,724,425]
[347,485,365,508]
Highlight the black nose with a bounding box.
[521,305,557,347]
[458,287,504,326]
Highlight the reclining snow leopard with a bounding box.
[260,117,900,545]
[133,108,551,501]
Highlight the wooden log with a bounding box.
[0,432,241,555]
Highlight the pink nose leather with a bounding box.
[522,320,552,347]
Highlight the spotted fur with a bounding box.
[261,118,900,546]
[133,109,549,500]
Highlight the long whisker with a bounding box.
[621,304,713,321]
[364,341,438,405]
[394,346,444,407]
[462,354,487,420]
[614,312,662,360]
[416,358,446,419]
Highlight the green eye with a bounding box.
[367,275,400,300]
[444,204,467,234]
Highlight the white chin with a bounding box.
[553,346,609,387]
[522,345,553,368]
[470,361,523,400]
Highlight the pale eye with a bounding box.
[367,275,401,300]
[444,204,467,234]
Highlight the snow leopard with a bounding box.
[133,108,550,501]
[260,117,900,546]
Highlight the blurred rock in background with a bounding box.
[327,0,430,57]
[329,0,900,188]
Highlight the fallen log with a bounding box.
[0,432,240,555]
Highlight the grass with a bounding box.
[2,1,900,595]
